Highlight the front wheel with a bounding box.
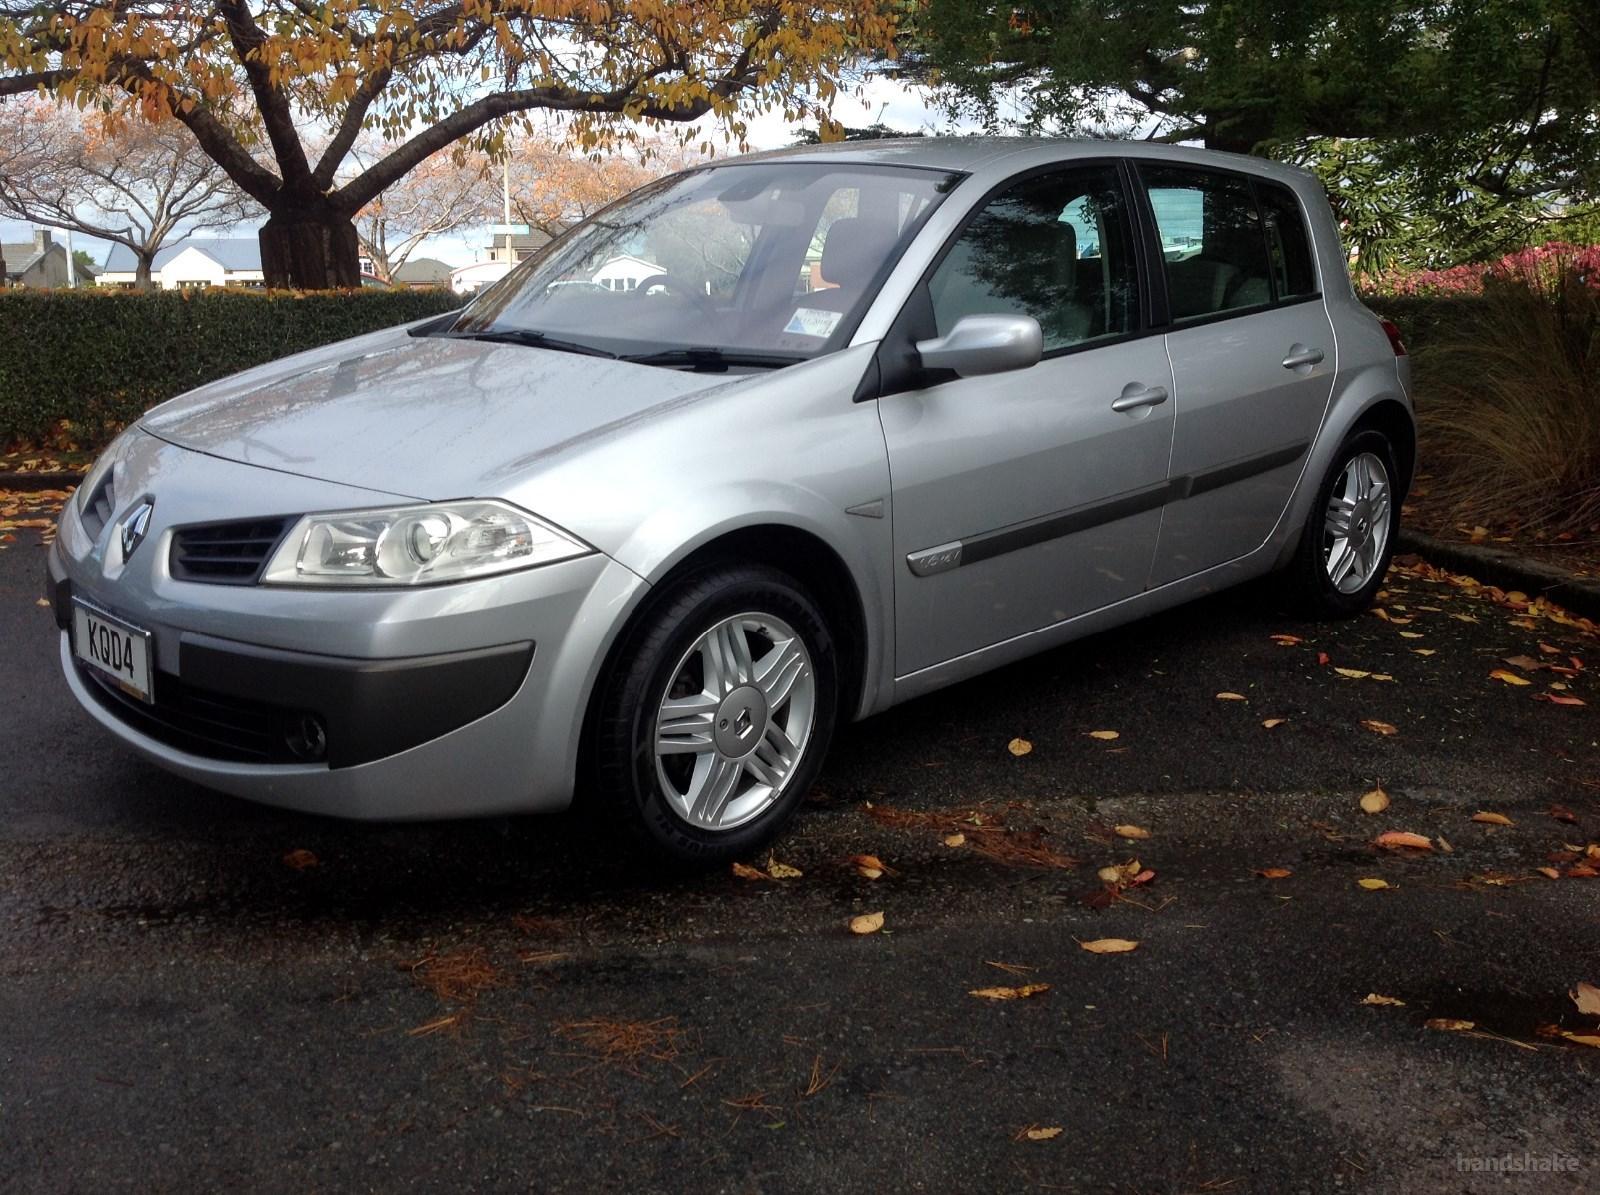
[590,563,838,866]
[1285,429,1400,616]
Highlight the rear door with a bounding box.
[877,161,1176,677]
[1136,165,1336,586]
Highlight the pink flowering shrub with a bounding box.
[1362,242,1600,299]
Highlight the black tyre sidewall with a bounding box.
[595,565,838,865]
[1292,428,1400,616]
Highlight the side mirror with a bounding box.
[915,314,1042,378]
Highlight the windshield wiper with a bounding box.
[620,347,802,372]
[440,328,618,359]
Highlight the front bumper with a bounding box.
[49,434,649,819]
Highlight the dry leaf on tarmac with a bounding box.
[1262,718,1287,729]
[1361,719,1399,736]
[1471,812,1513,827]
[1007,737,1033,756]
[1114,824,1151,840]
[1570,982,1600,1017]
[1087,730,1120,741]
[1535,867,1562,880]
[1374,831,1433,851]
[1023,1126,1064,1141]
[970,983,1051,1000]
[943,833,966,847]
[766,855,803,879]
[1360,788,1390,814]
[1216,691,1247,701]
[1549,806,1579,824]
[1079,938,1139,954]
[1361,993,1406,1006]
[1489,669,1532,686]
[1534,692,1587,706]
[1425,1018,1476,1032]
[1411,648,1436,656]
[1551,1030,1600,1049]
[1270,633,1303,645]
[1334,667,1372,679]
[1357,877,1392,890]
[848,854,892,880]
[1256,868,1292,879]
[849,911,884,935]
[731,862,769,881]
[282,848,319,871]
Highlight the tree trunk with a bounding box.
[259,207,361,289]
[136,255,154,291]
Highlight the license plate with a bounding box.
[72,601,154,703]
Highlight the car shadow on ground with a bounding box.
[73,579,1298,927]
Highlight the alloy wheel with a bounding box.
[1323,451,1392,594]
[653,612,816,832]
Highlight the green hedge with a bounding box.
[1354,293,1483,354]
[0,287,462,447]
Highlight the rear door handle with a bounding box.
[1111,384,1169,413]
[1281,345,1325,370]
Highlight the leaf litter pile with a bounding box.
[865,802,1078,870]
[0,488,69,552]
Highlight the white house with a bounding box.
[100,238,265,289]
[590,253,664,292]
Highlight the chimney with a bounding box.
[34,229,53,251]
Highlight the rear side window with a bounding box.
[928,163,1139,353]
[1257,182,1317,300]
[1142,166,1272,321]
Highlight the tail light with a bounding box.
[1379,318,1408,357]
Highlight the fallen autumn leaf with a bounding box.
[1079,938,1139,954]
[1357,877,1392,890]
[1007,737,1033,757]
[1470,811,1513,827]
[1360,787,1390,814]
[1361,719,1399,736]
[849,911,884,935]
[1113,824,1151,840]
[969,983,1051,1000]
[1374,831,1433,851]
[1570,982,1600,1017]
[1361,993,1406,1006]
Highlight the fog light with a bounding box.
[285,713,328,761]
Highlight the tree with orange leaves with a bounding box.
[0,2,900,289]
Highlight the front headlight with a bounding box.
[262,500,591,586]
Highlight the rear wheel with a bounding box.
[591,563,837,865]
[1286,429,1399,616]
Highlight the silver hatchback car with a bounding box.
[51,138,1413,863]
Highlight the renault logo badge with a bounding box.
[121,501,154,559]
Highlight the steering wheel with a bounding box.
[633,272,718,318]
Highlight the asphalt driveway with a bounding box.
[2,507,1597,1194]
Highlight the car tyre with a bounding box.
[590,563,838,867]
[1286,428,1401,617]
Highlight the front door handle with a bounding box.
[1111,383,1169,413]
[1281,345,1325,370]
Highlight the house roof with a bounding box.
[102,237,262,274]
[1,242,49,276]
[393,256,452,284]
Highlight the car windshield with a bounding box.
[448,161,962,367]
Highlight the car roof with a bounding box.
[715,136,1317,189]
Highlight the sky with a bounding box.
[2,75,981,273]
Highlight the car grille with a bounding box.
[80,472,115,540]
[77,660,317,763]
[170,518,290,585]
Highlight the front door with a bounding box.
[1136,164,1338,586]
[877,162,1176,678]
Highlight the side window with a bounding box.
[1257,182,1317,300]
[1142,166,1272,321]
[928,165,1138,353]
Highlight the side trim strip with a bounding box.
[906,440,1309,576]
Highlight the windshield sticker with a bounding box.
[783,307,843,338]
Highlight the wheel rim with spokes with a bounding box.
[653,612,816,832]
[1323,451,1392,594]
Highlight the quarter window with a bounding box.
[1142,166,1273,321]
[1257,182,1317,300]
[928,165,1138,353]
